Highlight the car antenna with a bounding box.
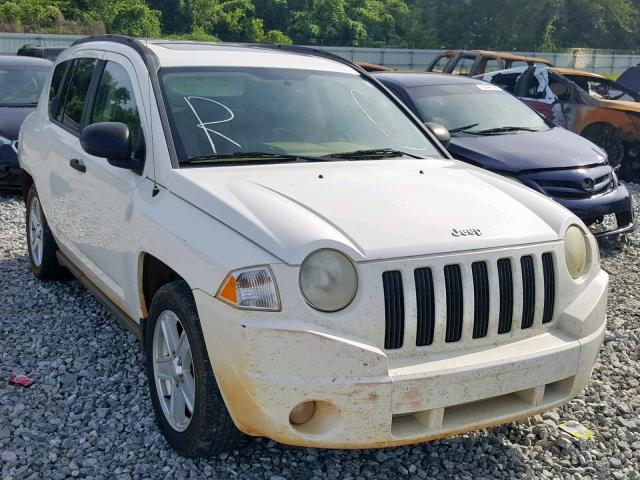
[144,33,160,198]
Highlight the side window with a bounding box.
[453,56,475,75]
[487,73,520,94]
[89,61,142,155]
[430,55,450,73]
[61,58,98,132]
[483,58,502,74]
[48,61,69,119]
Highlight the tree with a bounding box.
[110,0,161,37]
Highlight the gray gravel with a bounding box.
[1,187,639,480]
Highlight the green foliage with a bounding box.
[3,0,640,50]
[110,0,161,37]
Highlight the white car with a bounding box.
[19,36,608,457]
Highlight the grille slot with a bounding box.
[520,256,536,329]
[444,265,463,343]
[497,258,514,334]
[383,271,404,349]
[414,268,435,346]
[542,253,555,324]
[471,262,490,339]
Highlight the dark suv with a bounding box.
[17,44,65,61]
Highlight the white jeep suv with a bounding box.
[19,35,608,457]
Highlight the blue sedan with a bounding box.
[0,55,51,191]
[374,72,635,240]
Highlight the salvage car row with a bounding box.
[6,37,635,457]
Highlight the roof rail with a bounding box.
[70,34,151,65]
[69,36,362,73]
[246,44,359,70]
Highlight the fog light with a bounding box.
[289,401,316,425]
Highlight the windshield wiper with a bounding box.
[449,123,480,134]
[181,152,327,165]
[322,148,422,160]
[474,126,540,134]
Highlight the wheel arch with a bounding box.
[21,169,34,204]
[139,252,188,320]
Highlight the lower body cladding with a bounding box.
[193,268,608,449]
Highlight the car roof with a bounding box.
[0,55,52,67]
[69,36,357,74]
[551,67,606,80]
[439,50,552,65]
[374,72,484,87]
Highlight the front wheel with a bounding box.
[144,280,242,457]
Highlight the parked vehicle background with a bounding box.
[617,63,640,94]
[557,68,640,103]
[478,65,640,180]
[427,50,553,76]
[17,44,65,61]
[375,72,635,240]
[0,55,51,191]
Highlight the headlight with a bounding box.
[564,225,589,279]
[216,266,281,311]
[299,249,358,312]
[0,135,11,146]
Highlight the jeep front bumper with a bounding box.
[193,269,607,449]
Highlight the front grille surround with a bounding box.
[379,243,563,355]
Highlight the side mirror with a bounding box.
[80,122,140,172]
[425,122,451,148]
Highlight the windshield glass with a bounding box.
[159,67,442,163]
[409,83,549,135]
[0,66,50,107]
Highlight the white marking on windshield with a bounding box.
[350,88,429,152]
[184,96,242,154]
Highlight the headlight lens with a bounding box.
[564,225,589,279]
[0,135,11,146]
[299,249,358,312]
[216,266,281,311]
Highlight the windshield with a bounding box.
[159,67,442,164]
[0,66,50,107]
[409,83,549,135]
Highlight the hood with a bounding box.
[448,127,606,172]
[0,106,35,139]
[167,160,570,265]
[594,98,640,113]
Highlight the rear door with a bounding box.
[64,52,148,309]
[42,54,102,246]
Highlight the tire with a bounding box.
[144,280,242,457]
[582,123,626,171]
[25,185,69,280]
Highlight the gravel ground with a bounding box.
[1,187,639,480]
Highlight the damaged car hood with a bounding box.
[167,159,567,264]
[449,127,607,172]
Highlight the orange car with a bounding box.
[479,65,640,179]
[427,50,552,76]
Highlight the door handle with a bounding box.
[69,158,86,173]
